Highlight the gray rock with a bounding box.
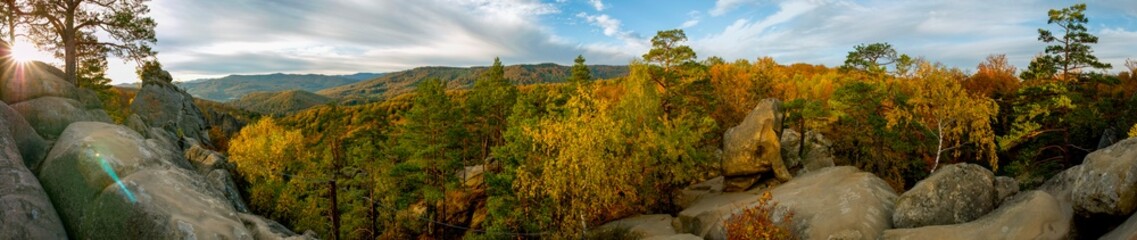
[186,143,228,174]
[0,62,76,104]
[10,96,110,139]
[766,166,896,240]
[208,169,250,213]
[238,213,316,240]
[880,191,1071,240]
[722,98,788,191]
[600,214,679,238]
[37,122,251,239]
[674,176,724,210]
[0,101,48,169]
[995,176,1019,206]
[130,78,211,150]
[1070,137,1137,216]
[780,129,835,176]
[892,163,997,228]
[0,109,67,240]
[1100,211,1137,240]
[674,191,761,238]
[642,234,702,240]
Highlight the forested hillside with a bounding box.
[227,90,333,116]
[177,73,370,101]
[317,63,629,101]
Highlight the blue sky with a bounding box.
[102,0,1137,84]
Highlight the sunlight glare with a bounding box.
[9,39,53,63]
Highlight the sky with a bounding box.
[98,0,1137,84]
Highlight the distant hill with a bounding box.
[227,89,333,116]
[334,72,386,81]
[317,63,629,100]
[176,73,372,101]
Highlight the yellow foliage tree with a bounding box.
[886,61,999,172]
[1129,124,1137,138]
[228,117,307,182]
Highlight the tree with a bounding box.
[964,54,1020,98]
[466,57,517,162]
[842,42,898,73]
[1028,3,1111,80]
[642,29,699,116]
[25,0,156,85]
[396,78,462,236]
[569,55,591,85]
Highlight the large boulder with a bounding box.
[880,191,1071,240]
[238,213,315,240]
[599,214,681,239]
[1101,212,1137,240]
[10,96,111,139]
[0,101,49,168]
[130,73,211,150]
[722,98,788,191]
[674,191,762,238]
[1069,137,1137,216]
[0,61,76,104]
[780,129,835,176]
[674,176,724,209]
[36,122,251,239]
[0,109,67,239]
[892,163,997,228]
[766,166,897,240]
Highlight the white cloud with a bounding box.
[576,12,649,60]
[679,10,701,28]
[588,0,606,11]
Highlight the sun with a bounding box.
[9,39,54,63]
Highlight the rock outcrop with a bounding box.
[0,105,67,239]
[892,163,998,228]
[1068,138,1137,216]
[880,191,1071,240]
[598,214,684,239]
[1,61,74,104]
[0,101,48,169]
[722,98,789,191]
[767,166,897,240]
[780,129,835,176]
[10,96,111,139]
[37,122,251,239]
[130,70,211,150]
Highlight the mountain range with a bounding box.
[174,73,383,101]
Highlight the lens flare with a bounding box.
[93,151,138,203]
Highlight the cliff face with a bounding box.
[0,60,311,239]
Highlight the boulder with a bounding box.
[37,122,251,239]
[765,166,897,240]
[208,169,250,213]
[880,191,1071,240]
[0,61,76,104]
[643,234,702,240]
[0,101,49,168]
[674,191,762,238]
[892,163,997,228]
[0,110,67,239]
[186,143,229,174]
[10,96,111,139]
[995,176,1019,206]
[599,214,680,238]
[1100,212,1137,240]
[130,76,211,150]
[780,129,835,176]
[722,98,788,191]
[1070,137,1137,216]
[674,176,724,209]
[238,213,316,240]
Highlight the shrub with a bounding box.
[724,191,796,240]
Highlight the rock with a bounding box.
[126,114,148,136]
[600,214,680,238]
[723,175,761,193]
[186,143,228,174]
[0,61,76,104]
[892,163,997,228]
[10,96,111,139]
[674,176,724,209]
[238,213,315,240]
[995,176,1019,205]
[75,88,103,109]
[0,109,68,240]
[765,166,897,240]
[208,169,250,213]
[0,101,48,169]
[37,122,251,238]
[643,234,703,240]
[130,77,211,150]
[880,191,1071,240]
[1100,212,1137,240]
[443,165,488,230]
[675,191,762,238]
[722,98,788,191]
[780,129,835,176]
[1070,137,1137,216]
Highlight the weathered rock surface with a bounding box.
[892,163,997,229]
[0,110,67,240]
[995,176,1019,205]
[238,213,315,240]
[10,96,110,139]
[599,214,680,238]
[186,143,229,174]
[208,169,250,213]
[37,122,251,239]
[0,101,48,168]
[674,176,724,210]
[1070,137,1137,216]
[130,72,211,149]
[675,191,761,239]
[880,191,1071,240]
[1100,212,1137,240]
[1,61,75,104]
[722,98,788,191]
[766,166,897,240]
[780,129,835,176]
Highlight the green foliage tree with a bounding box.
[1024,3,1111,80]
[395,78,463,236]
[25,0,156,85]
[842,42,898,74]
[569,54,591,85]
